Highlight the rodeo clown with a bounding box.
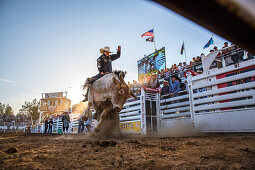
[83,45,121,102]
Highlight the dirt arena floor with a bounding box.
[0,133,255,169]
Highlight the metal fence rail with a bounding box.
[160,90,190,121]
[189,61,255,132]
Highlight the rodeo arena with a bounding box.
[1,1,255,169]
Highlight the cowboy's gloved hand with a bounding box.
[117,45,121,51]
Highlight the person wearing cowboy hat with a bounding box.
[161,79,170,95]
[83,45,121,102]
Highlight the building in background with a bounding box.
[39,92,71,122]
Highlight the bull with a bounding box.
[84,72,137,135]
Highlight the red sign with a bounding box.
[142,87,161,92]
[48,106,57,111]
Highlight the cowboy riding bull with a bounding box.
[83,46,136,135]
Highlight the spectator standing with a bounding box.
[62,112,70,134]
[165,68,171,79]
[161,80,170,95]
[179,78,186,91]
[222,42,229,48]
[178,62,184,78]
[183,62,187,70]
[214,46,218,51]
[159,69,165,79]
[213,46,223,68]
[170,67,177,77]
[184,80,189,91]
[86,117,92,133]
[148,73,160,89]
[192,57,197,64]
[196,56,202,63]
[44,119,48,134]
[78,115,85,133]
[48,117,53,134]
[169,75,180,96]
[222,42,230,55]
[223,42,234,65]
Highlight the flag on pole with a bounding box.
[146,37,154,42]
[141,29,154,37]
[180,42,184,55]
[203,37,214,49]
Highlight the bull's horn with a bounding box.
[130,90,137,99]
[118,73,125,84]
[112,77,121,86]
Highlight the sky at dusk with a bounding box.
[0,0,229,113]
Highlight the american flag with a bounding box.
[141,29,154,37]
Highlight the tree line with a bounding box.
[1,99,40,124]
[0,103,14,116]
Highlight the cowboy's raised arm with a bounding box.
[111,45,121,61]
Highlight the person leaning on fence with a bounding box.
[161,80,170,96]
[62,112,70,134]
[169,75,180,96]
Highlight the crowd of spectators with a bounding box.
[210,42,254,69]
[128,42,254,98]
[0,114,32,127]
[128,54,202,97]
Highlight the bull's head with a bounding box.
[112,74,137,112]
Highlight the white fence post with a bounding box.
[56,117,59,133]
[187,74,195,125]
[156,91,161,131]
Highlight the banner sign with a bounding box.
[45,92,63,98]
[48,106,57,111]
[137,47,166,82]
[120,121,141,133]
[140,93,146,134]
[142,87,161,92]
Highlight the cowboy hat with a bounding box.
[100,46,112,54]
[163,80,169,83]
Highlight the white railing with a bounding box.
[188,62,255,132]
[160,90,190,119]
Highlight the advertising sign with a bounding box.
[140,89,146,134]
[137,47,166,82]
[45,92,63,98]
[120,121,141,133]
[48,105,57,111]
